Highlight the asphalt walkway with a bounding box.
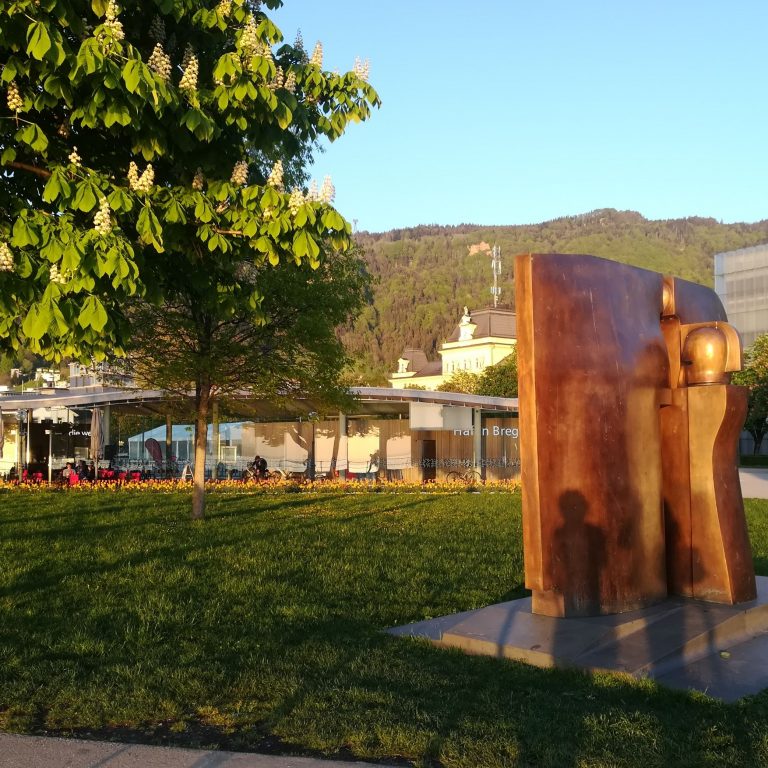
[739,467,768,499]
[0,733,394,768]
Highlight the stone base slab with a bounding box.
[387,576,768,701]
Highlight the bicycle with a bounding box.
[445,468,483,484]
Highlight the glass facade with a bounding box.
[715,244,768,348]
[123,414,521,481]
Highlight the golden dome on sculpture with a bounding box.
[682,326,729,385]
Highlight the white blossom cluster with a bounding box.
[192,167,205,191]
[284,69,296,93]
[6,82,22,112]
[353,57,370,81]
[149,14,165,42]
[93,196,112,235]
[309,42,323,68]
[58,121,70,138]
[68,147,81,166]
[0,242,13,272]
[216,0,231,17]
[179,54,199,93]
[294,30,308,63]
[181,44,195,70]
[231,160,248,186]
[49,264,67,285]
[319,175,335,203]
[288,188,304,216]
[306,177,334,204]
[268,67,284,91]
[148,43,172,81]
[128,161,154,192]
[240,16,260,57]
[99,0,125,50]
[266,160,283,190]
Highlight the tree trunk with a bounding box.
[191,380,210,520]
[753,430,765,456]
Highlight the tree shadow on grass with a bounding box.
[248,627,768,767]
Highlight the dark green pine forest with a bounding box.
[341,209,768,384]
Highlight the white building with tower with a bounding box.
[389,245,517,390]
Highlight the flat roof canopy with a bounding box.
[0,386,518,421]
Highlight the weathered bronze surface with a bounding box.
[516,253,756,617]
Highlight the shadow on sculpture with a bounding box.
[516,253,756,617]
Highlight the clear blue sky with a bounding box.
[272,1,768,233]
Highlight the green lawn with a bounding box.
[1,488,768,768]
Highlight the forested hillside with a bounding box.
[342,209,768,384]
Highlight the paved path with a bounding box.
[740,468,768,499]
[0,733,393,768]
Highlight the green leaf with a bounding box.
[293,230,320,260]
[194,197,213,223]
[104,102,131,127]
[182,108,201,131]
[165,199,187,224]
[137,204,164,251]
[72,181,98,212]
[51,302,69,337]
[261,187,279,209]
[40,236,64,262]
[1,59,17,83]
[26,21,52,60]
[108,188,133,212]
[61,241,83,273]
[11,217,39,247]
[78,295,108,332]
[16,123,48,153]
[22,301,53,340]
[1,148,16,165]
[122,60,141,93]
[275,102,293,129]
[321,209,346,231]
[42,172,61,204]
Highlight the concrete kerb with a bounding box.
[0,733,395,768]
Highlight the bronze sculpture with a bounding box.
[515,253,756,617]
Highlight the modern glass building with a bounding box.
[0,386,520,482]
[714,243,768,348]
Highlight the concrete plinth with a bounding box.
[387,576,768,701]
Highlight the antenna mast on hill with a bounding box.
[490,244,502,307]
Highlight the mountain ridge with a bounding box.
[342,209,768,384]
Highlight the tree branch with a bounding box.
[211,227,244,236]
[5,160,52,179]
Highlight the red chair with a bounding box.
[68,472,80,486]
